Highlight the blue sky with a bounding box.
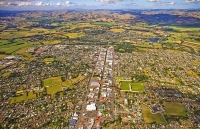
[0,0,200,10]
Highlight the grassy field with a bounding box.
[163,102,187,117]
[110,28,125,33]
[121,81,145,92]
[92,21,114,26]
[46,85,63,95]
[65,33,85,39]
[131,83,145,92]
[43,75,85,87]
[43,76,62,87]
[9,91,36,104]
[142,109,166,124]
[43,58,54,64]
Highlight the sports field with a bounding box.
[121,81,145,92]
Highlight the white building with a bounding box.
[86,103,96,111]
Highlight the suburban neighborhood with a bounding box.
[0,10,200,128]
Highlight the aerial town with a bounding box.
[0,9,200,129]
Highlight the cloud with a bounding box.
[0,0,73,7]
[56,1,71,6]
[185,0,200,3]
[147,0,160,2]
[35,1,43,6]
[0,0,32,6]
[96,0,123,4]
[169,1,175,5]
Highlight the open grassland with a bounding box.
[43,58,54,64]
[142,109,166,124]
[65,33,85,39]
[46,85,63,95]
[110,28,125,33]
[163,102,187,117]
[9,91,36,104]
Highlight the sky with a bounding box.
[0,0,200,10]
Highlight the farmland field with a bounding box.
[0,42,40,54]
